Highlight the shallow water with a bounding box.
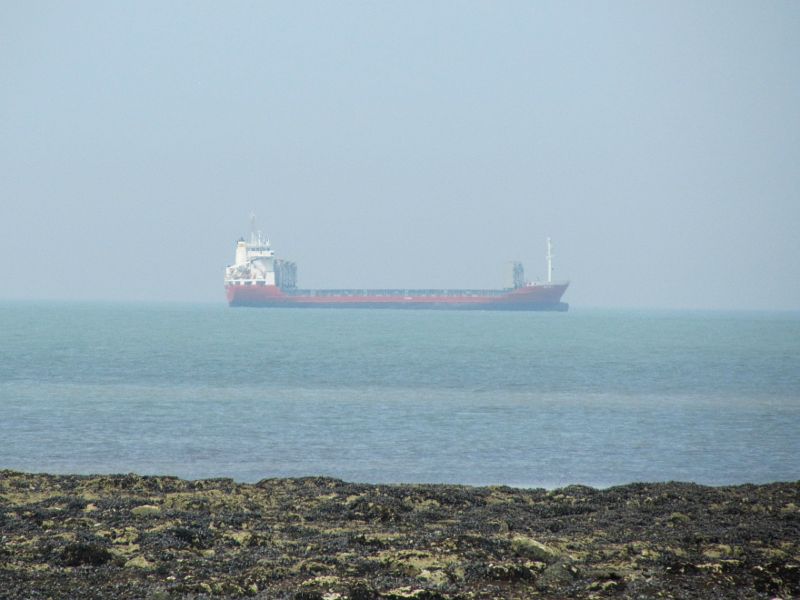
[1,302,798,487]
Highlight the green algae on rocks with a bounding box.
[0,470,798,599]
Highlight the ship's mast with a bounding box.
[546,237,553,283]
[248,212,271,247]
[250,212,257,245]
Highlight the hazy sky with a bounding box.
[1,1,798,309]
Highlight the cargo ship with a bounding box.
[224,227,569,311]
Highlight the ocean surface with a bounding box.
[1,302,798,488]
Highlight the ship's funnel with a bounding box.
[235,240,247,266]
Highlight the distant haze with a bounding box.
[1,2,798,309]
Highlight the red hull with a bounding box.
[226,283,569,311]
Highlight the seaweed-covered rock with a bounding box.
[61,542,113,566]
[0,470,798,599]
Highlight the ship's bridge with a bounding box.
[246,235,274,258]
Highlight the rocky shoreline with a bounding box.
[1,470,798,599]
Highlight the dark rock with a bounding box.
[170,525,213,549]
[485,562,535,582]
[348,581,378,600]
[61,542,113,567]
[292,592,324,600]
[538,559,579,588]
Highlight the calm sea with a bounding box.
[1,302,798,488]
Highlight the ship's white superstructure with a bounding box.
[224,218,297,289]
[224,229,276,285]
